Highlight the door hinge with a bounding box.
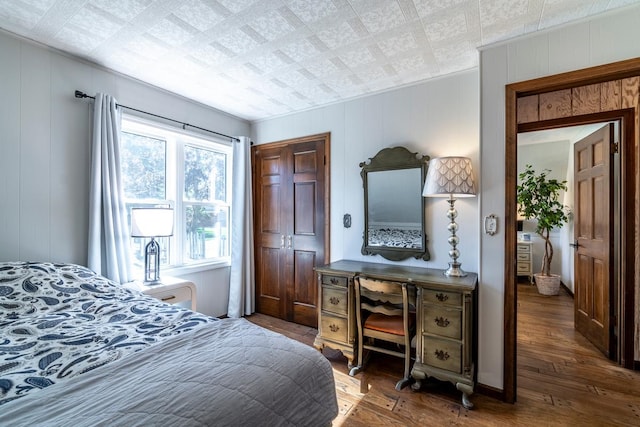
[612,142,619,154]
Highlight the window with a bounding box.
[120,117,232,273]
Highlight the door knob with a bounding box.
[569,240,580,250]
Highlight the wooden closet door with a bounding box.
[254,144,289,320]
[253,134,329,327]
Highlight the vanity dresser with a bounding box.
[313,259,477,409]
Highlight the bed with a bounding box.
[0,262,338,426]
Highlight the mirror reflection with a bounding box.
[367,168,423,249]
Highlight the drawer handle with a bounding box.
[436,293,449,302]
[329,324,340,333]
[329,297,340,305]
[434,316,450,327]
[329,278,339,285]
[161,295,176,301]
[434,349,450,361]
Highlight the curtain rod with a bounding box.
[74,90,241,143]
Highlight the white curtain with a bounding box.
[227,136,255,317]
[87,93,132,284]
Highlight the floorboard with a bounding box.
[246,282,640,426]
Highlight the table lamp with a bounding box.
[422,157,476,277]
[131,207,174,283]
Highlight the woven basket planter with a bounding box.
[534,274,561,295]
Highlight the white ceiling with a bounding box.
[1,0,638,121]
[518,123,606,147]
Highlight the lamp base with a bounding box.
[444,262,467,277]
[144,238,161,284]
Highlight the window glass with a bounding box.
[121,132,166,200]
[120,117,232,273]
[183,145,229,263]
[184,145,226,202]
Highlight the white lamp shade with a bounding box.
[130,208,174,237]
[422,157,476,198]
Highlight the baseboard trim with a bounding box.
[560,281,573,297]
[476,383,506,402]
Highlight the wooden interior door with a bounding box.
[253,134,329,327]
[573,124,614,357]
[254,143,288,320]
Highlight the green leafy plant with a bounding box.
[517,164,568,276]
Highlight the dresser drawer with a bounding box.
[150,286,192,305]
[320,314,348,343]
[517,262,532,273]
[422,289,462,307]
[516,252,530,261]
[423,336,462,374]
[322,286,348,315]
[517,243,531,252]
[321,274,348,288]
[423,306,461,339]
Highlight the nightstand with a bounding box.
[125,276,197,311]
[516,241,533,284]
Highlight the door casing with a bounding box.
[504,59,640,403]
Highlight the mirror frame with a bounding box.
[360,146,430,261]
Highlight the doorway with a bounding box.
[517,121,620,368]
[504,59,640,403]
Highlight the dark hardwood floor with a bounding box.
[247,282,640,426]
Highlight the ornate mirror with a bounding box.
[361,146,430,261]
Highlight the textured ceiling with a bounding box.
[0,0,638,121]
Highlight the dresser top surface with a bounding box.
[315,260,477,291]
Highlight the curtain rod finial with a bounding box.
[75,90,87,99]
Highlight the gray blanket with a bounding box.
[0,317,338,426]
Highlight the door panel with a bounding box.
[593,259,606,325]
[573,124,613,357]
[294,182,316,235]
[261,184,281,232]
[292,250,317,326]
[258,247,284,317]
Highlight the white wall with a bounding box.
[480,4,640,389]
[252,70,480,274]
[0,31,250,317]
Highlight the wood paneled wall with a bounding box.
[515,76,640,362]
[516,78,640,123]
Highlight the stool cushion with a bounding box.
[364,313,413,335]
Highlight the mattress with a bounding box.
[0,262,338,426]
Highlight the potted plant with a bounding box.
[516,164,568,295]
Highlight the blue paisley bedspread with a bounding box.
[0,261,217,405]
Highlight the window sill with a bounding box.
[164,260,230,276]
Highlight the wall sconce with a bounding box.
[131,207,174,284]
[422,157,476,277]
